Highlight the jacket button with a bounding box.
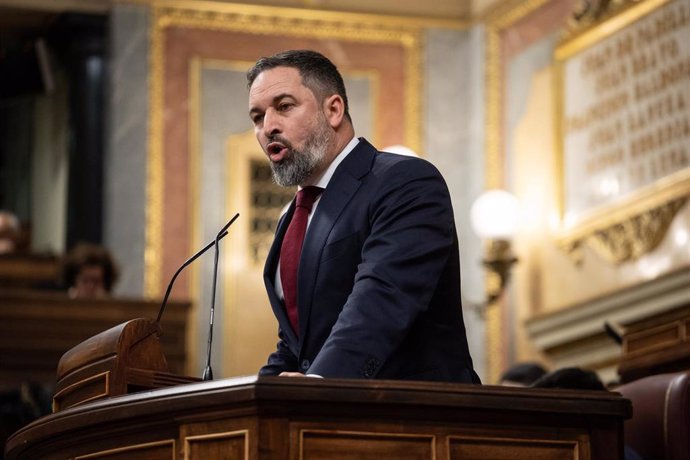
[300,359,310,370]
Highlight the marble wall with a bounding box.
[425,26,486,380]
[105,4,150,296]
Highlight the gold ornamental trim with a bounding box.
[483,0,551,383]
[586,198,686,263]
[556,172,690,264]
[145,2,425,296]
[145,6,165,297]
[130,0,468,30]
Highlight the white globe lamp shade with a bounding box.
[470,190,520,239]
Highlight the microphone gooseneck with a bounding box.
[201,221,225,381]
[155,213,240,325]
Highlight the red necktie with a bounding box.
[280,186,323,334]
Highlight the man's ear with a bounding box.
[323,94,345,129]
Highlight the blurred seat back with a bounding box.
[616,371,690,460]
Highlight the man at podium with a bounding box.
[247,50,479,384]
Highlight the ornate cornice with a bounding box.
[588,198,686,263]
[555,173,690,268]
[128,0,469,30]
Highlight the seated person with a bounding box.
[499,362,547,387]
[0,210,20,254]
[61,243,119,298]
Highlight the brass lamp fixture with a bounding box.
[469,190,520,317]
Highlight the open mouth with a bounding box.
[267,142,288,162]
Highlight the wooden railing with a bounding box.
[0,253,60,290]
[0,289,191,388]
[619,303,690,383]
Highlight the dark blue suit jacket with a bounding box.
[260,138,479,383]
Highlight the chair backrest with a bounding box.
[616,371,690,460]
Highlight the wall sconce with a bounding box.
[469,189,520,317]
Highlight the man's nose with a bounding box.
[262,109,281,137]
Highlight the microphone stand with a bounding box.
[155,213,239,325]
[202,225,224,381]
[53,214,239,410]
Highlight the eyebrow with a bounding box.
[249,93,295,115]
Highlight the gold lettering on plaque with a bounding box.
[558,0,690,264]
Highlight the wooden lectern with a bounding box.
[52,317,200,412]
[7,375,631,459]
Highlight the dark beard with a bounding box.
[270,116,332,187]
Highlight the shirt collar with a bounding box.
[303,136,358,191]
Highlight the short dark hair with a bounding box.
[61,242,119,292]
[531,367,606,391]
[499,362,547,386]
[247,49,351,122]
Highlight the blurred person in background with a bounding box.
[61,242,119,298]
[499,362,548,387]
[0,210,20,255]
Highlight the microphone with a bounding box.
[155,213,240,325]
[201,217,231,381]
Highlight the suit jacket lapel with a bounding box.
[296,139,377,341]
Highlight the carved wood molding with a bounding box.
[561,197,687,264]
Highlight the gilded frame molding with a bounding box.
[483,0,552,383]
[145,1,430,296]
[553,0,689,265]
